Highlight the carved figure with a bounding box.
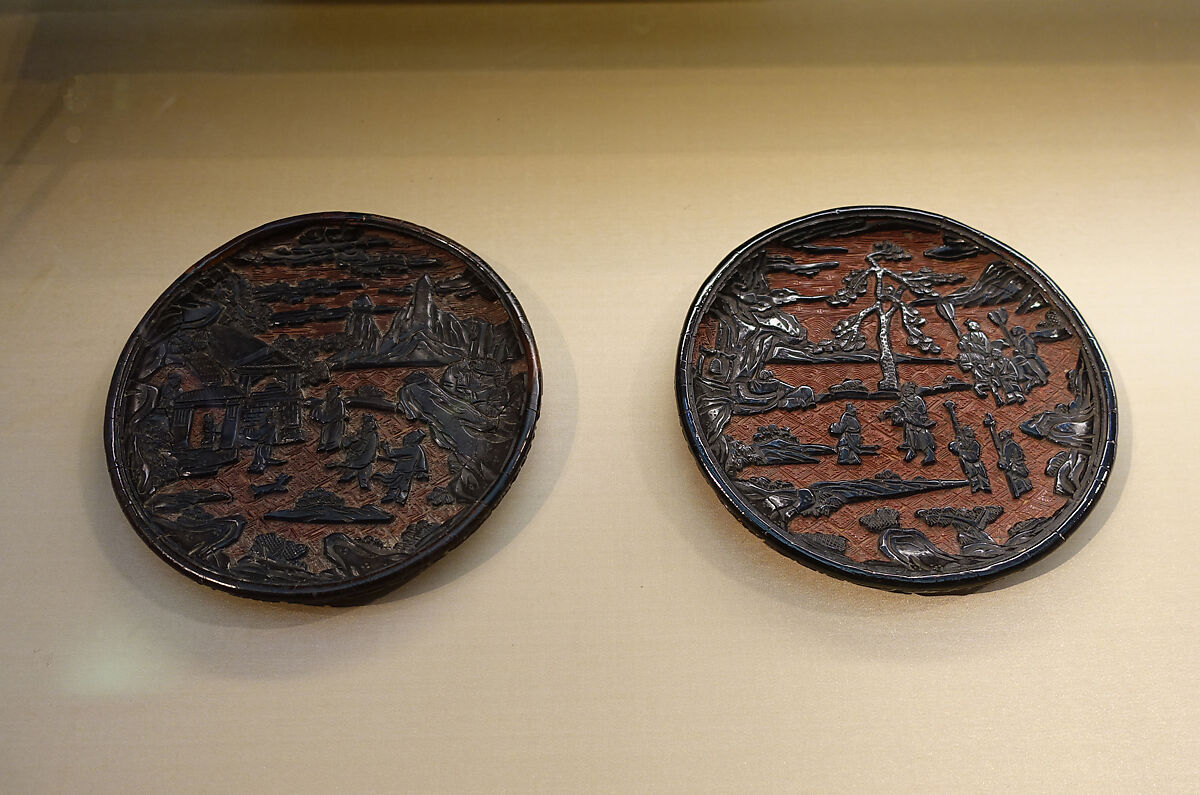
[373,429,429,505]
[326,413,380,489]
[943,401,991,493]
[951,313,1029,407]
[957,319,990,365]
[247,407,286,474]
[200,413,219,449]
[879,382,937,464]
[984,413,1032,499]
[827,403,879,465]
[310,385,350,452]
[986,340,1025,406]
[1009,325,1050,388]
[988,307,1050,391]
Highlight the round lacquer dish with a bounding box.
[106,213,540,605]
[677,207,1116,593]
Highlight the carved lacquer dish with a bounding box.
[677,207,1116,592]
[106,213,540,604]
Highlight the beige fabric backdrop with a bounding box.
[1,1,1197,791]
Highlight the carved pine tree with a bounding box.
[816,241,964,391]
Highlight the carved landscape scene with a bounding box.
[115,221,531,589]
[687,218,1100,578]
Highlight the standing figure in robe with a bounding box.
[1009,325,1050,391]
[373,429,429,505]
[943,400,991,493]
[828,403,878,465]
[984,413,1033,499]
[311,385,350,452]
[327,413,380,489]
[248,407,286,474]
[879,382,937,465]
